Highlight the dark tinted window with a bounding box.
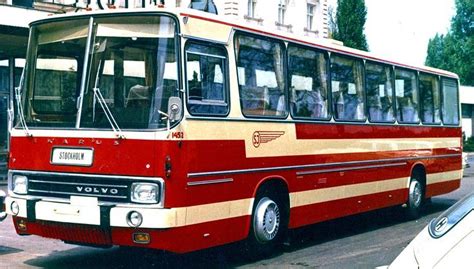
[330,55,365,121]
[235,34,287,118]
[419,73,441,124]
[186,42,229,116]
[365,62,395,122]
[441,78,459,125]
[288,45,329,120]
[395,68,419,123]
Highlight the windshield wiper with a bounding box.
[15,66,32,137]
[92,59,125,139]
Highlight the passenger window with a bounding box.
[185,42,229,116]
[441,78,459,125]
[330,55,365,121]
[419,73,441,124]
[288,45,329,120]
[235,34,287,118]
[365,62,395,122]
[395,68,419,123]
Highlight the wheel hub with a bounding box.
[254,197,281,243]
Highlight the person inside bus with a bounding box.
[126,84,151,126]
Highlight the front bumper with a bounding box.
[5,196,184,229]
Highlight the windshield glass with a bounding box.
[21,15,179,130]
[23,19,89,127]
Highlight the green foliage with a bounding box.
[463,136,474,152]
[425,0,474,85]
[332,0,369,51]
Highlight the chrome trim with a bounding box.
[29,179,128,188]
[8,170,165,207]
[187,154,461,178]
[76,17,94,129]
[28,189,128,199]
[187,178,234,186]
[296,162,407,176]
[9,170,162,182]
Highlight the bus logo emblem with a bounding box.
[252,131,285,148]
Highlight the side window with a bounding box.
[288,44,329,120]
[330,55,365,121]
[235,34,287,118]
[419,73,441,124]
[365,62,395,122]
[185,42,229,116]
[441,78,459,125]
[395,68,419,123]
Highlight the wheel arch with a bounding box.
[246,176,291,236]
[409,163,427,197]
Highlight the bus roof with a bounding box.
[32,7,458,79]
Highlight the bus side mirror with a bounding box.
[167,96,182,122]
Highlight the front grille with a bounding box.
[26,173,133,203]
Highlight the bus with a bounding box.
[5,8,462,254]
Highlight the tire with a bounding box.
[405,174,424,219]
[246,188,287,258]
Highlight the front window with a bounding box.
[21,15,179,130]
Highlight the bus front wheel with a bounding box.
[246,188,287,258]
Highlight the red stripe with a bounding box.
[180,13,458,79]
[426,179,461,198]
[296,123,461,139]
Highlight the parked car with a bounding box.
[0,190,6,221]
[462,152,470,169]
[384,192,474,268]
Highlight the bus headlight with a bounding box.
[131,183,159,204]
[12,175,28,195]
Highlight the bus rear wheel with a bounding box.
[405,174,424,219]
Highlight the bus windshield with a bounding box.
[22,15,180,130]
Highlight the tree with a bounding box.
[425,0,474,85]
[331,0,369,51]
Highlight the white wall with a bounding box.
[181,0,329,39]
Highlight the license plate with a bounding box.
[51,147,94,166]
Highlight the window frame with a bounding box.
[329,53,366,122]
[306,3,316,30]
[418,72,441,125]
[184,40,230,117]
[440,77,460,126]
[394,67,420,124]
[234,31,289,120]
[364,60,396,124]
[287,42,331,121]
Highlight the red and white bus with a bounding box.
[5,8,462,254]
